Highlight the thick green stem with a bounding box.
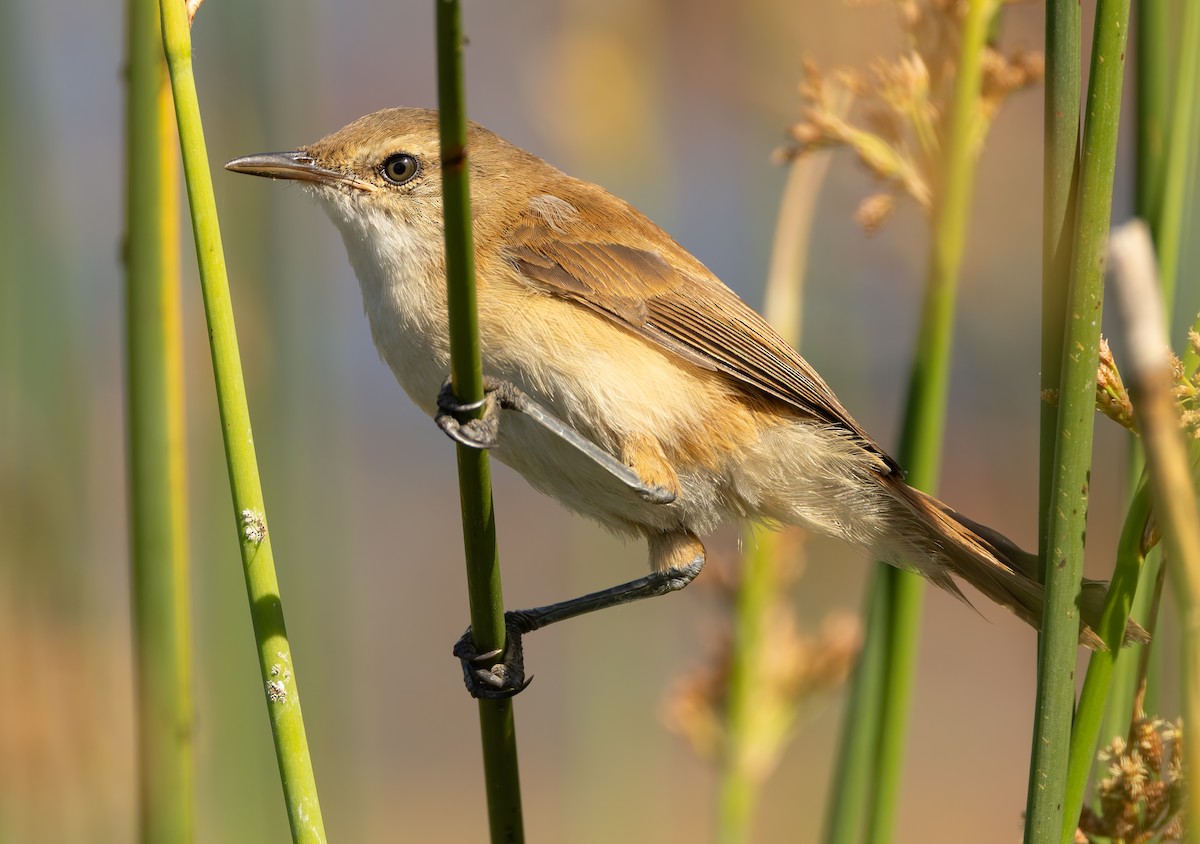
[1070,5,1200,834]
[1060,480,1151,843]
[863,4,999,842]
[126,0,193,839]
[1156,0,1200,323]
[435,2,525,841]
[1023,3,1131,840]
[158,3,326,841]
[1038,0,1081,571]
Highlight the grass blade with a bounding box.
[864,4,1001,841]
[1109,222,1200,839]
[126,0,193,838]
[1024,2,1132,839]
[157,2,327,840]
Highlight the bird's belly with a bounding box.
[489,410,728,537]
[360,278,745,537]
[369,327,730,536]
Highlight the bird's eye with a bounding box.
[380,153,419,185]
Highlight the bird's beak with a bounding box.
[224,150,378,193]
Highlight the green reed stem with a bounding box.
[863,4,999,842]
[822,578,888,844]
[1023,2,1131,840]
[1038,0,1081,571]
[718,524,781,844]
[126,0,193,839]
[718,149,834,844]
[1109,222,1200,842]
[1070,5,1200,835]
[435,2,525,841]
[158,3,326,840]
[1100,0,1168,767]
[1060,479,1151,843]
[1156,0,1200,323]
[1135,0,1168,242]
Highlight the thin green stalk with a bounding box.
[718,526,779,844]
[1155,0,1200,321]
[435,3,525,841]
[718,151,833,844]
[127,0,193,839]
[1038,0,1081,571]
[1177,590,1200,843]
[1109,222,1200,839]
[1023,3,1131,840]
[158,4,326,841]
[1101,0,1182,764]
[1135,0,1168,241]
[864,4,999,842]
[821,577,888,844]
[1060,480,1151,843]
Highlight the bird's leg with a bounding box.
[454,531,706,699]
[435,376,677,504]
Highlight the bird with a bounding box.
[226,107,1143,697]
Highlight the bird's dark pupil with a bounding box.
[384,155,414,182]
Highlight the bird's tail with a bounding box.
[883,479,1149,651]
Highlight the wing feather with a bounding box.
[505,196,899,473]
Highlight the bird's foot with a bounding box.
[452,611,539,699]
[435,377,514,449]
[433,375,677,505]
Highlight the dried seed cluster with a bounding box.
[1075,329,1200,438]
[662,535,861,780]
[779,0,1042,235]
[1077,717,1186,844]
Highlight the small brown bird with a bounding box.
[227,108,1141,697]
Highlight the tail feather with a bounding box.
[887,481,1148,651]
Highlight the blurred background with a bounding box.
[2,0,1195,841]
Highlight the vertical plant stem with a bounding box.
[1135,0,1168,242]
[126,0,193,839]
[1038,0,1081,570]
[1177,576,1200,841]
[158,3,326,841]
[863,4,998,842]
[435,2,525,841]
[718,525,779,844]
[1108,221,1200,836]
[822,580,889,844]
[718,150,833,844]
[1023,3,1131,841]
[1101,0,1178,759]
[1154,0,1200,318]
[1068,6,1200,834]
[1060,480,1151,843]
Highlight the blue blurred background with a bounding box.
[2,0,1193,841]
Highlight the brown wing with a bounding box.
[504,197,900,474]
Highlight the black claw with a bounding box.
[453,618,534,700]
[436,410,500,449]
[436,378,501,449]
[433,375,677,506]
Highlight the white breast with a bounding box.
[316,191,801,547]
